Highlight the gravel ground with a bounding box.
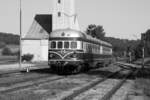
[125,78,150,100]
[0,64,126,100]
[0,73,99,100]
[73,79,120,100]
[111,80,133,100]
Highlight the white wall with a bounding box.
[53,0,79,31]
[40,40,48,61]
[22,40,48,62]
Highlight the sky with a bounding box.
[0,0,150,40]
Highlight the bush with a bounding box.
[2,47,12,55]
[22,54,33,62]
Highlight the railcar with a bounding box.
[48,29,112,73]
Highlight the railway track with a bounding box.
[0,69,66,94]
[0,76,65,94]
[61,68,138,100]
[0,64,139,100]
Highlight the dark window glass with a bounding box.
[58,12,61,17]
[64,42,69,48]
[58,41,63,48]
[58,0,61,3]
[51,41,56,48]
[71,42,77,49]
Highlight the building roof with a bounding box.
[35,14,52,33]
[23,14,52,39]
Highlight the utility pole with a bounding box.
[133,34,145,69]
[19,0,22,68]
[141,33,146,69]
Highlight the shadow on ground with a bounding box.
[20,68,59,75]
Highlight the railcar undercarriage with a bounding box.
[49,61,89,74]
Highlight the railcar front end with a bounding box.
[48,29,113,74]
[48,29,87,73]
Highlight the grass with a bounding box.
[6,44,19,52]
[124,69,150,100]
[0,56,18,61]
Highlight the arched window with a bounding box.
[58,0,61,4]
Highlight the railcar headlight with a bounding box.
[49,54,53,58]
[72,52,77,58]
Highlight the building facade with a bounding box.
[22,0,79,62]
[22,15,52,62]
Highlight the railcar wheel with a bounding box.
[82,63,89,72]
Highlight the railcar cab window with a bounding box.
[58,41,63,48]
[71,42,77,49]
[64,41,69,49]
[51,41,56,48]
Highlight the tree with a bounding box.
[2,47,12,55]
[134,43,143,59]
[86,24,96,37]
[0,32,19,45]
[86,24,105,40]
[0,42,6,48]
[145,29,150,41]
[95,25,105,40]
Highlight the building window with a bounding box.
[58,12,61,17]
[58,0,61,4]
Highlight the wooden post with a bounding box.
[26,66,30,72]
[19,0,22,69]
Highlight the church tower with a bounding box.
[53,0,80,31]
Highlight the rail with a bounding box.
[61,69,124,100]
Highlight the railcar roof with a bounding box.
[50,29,112,47]
[50,29,86,38]
[85,34,112,47]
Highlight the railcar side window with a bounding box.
[51,41,56,48]
[71,42,77,49]
[58,41,63,48]
[64,42,69,48]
